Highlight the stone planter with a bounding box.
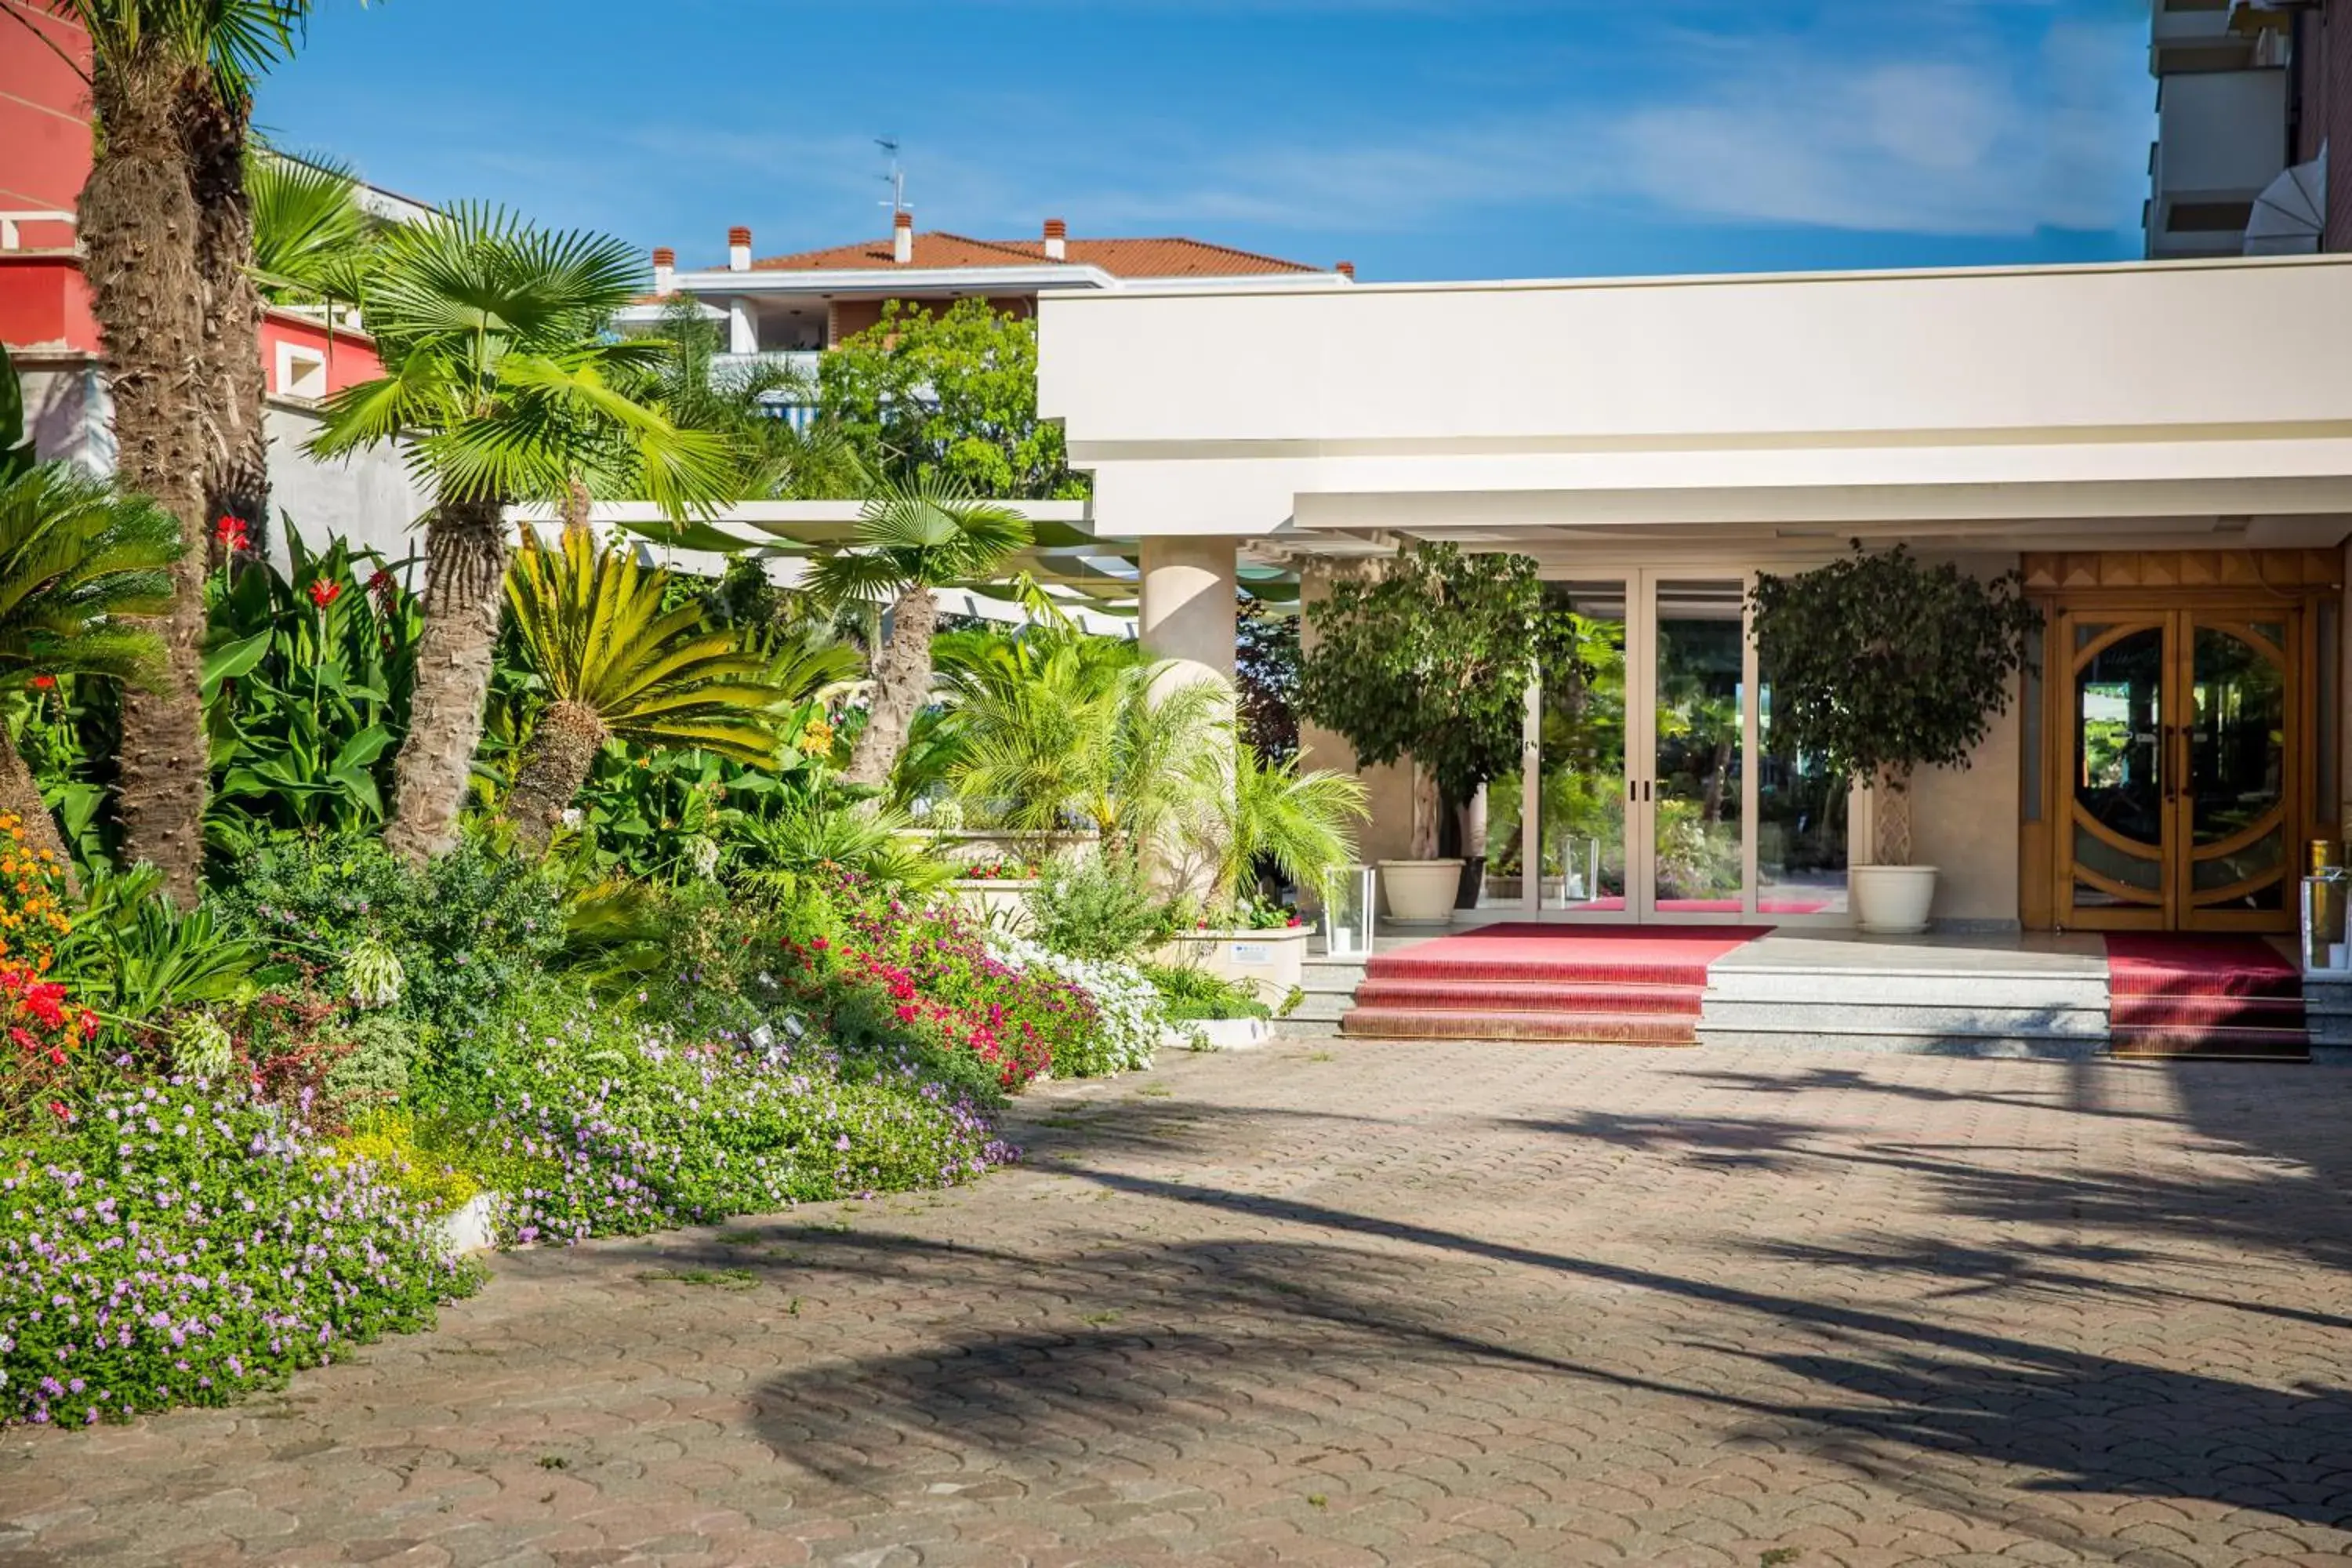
[435,1192,499,1258]
[1852,864,1938,935]
[1171,1016,1276,1051]
[1152,924,1309,1006]
[944,878,1040,931]
[1380,858,1465,925]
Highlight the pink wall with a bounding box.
[0,3,93,216]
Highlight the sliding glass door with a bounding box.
[1501,568,1850,924]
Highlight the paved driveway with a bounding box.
[5,1043,2352,1566]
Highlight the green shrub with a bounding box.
[1024,856,1166,961]
[0,1078,480,1427]
[466,996,1014,1244]
[1138,963,1271,1022]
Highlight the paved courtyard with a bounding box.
[4,1043,2351,1566]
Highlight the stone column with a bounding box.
[1138,535,1239,685]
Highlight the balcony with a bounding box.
[2148,67,2288,256]
[711,350,822,383]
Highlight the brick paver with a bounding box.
[5,1044,2351,1566]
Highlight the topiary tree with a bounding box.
[1749,543,2042,866]
[1296,543,1573,860]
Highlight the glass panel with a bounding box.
[2075,625,2165,850]
[1478,773,1525,908]
[1653,580,1747,913]
[2321,601,2339,823]
[1540,582,1628,912]
[2073,822,2162,906]
[2189,622,2288,912]
[1758,625,1849,916]
[2194,825,2284,895]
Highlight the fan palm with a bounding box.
[810,466,1031,787]
[1213,743,1368,903]
[309,205,739,864]
[0,461,182,888]
[499,525,786,855]
[247,148,376,306]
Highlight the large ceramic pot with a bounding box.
[1381,858,1466,925]
[1851,865,1938,935]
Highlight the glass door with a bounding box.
[1635,579,1752,920]
[1538,582,1629,913]
[2056,608,2299,931]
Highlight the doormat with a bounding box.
[2104,934,2307,1061]
[1341,924,1773,1045]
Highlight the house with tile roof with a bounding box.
[612,210,1353,382]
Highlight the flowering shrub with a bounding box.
[0,966,99,1132]
[0,813,73,972]
[473,1001,1013,1245]
[986,934,1163,1076]
[953,858,1038,882]
[0,1078,480,1427]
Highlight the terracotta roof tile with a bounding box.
[750,231,1316,278]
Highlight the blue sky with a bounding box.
[258,0,2155,282]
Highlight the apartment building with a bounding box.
[2147,0,2352,256]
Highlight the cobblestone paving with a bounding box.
[5,1044,2352,1566]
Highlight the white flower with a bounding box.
[560,808,584,829]
[176,1013,234,1079]
[342,939,405,1009]
[684,834,720,879]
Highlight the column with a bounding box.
[1138,535,1239,685]
[727,298,758,356]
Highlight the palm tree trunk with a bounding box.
[385,499,509,866]
[501,699,606,857]
[0,728,79,902]
[180,81,270,564]
[79,47,210,908]
[843,586,937,787]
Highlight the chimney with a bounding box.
[1043,217,1068,262]
[1336,260,1356,281]
[728,226,752,272]
[893,209,914,264]
[652,246,676,295]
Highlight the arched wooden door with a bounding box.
[2056,608,2298,931]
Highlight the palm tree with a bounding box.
[648,299,854,502]
[499,524,785,856]
[0,463,182,890]
[1213,743,1368,904]
[949,633,1230,866]
[309,205,738,865]
[811,467,1031,787]
[247,148,377,307]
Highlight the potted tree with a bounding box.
[1750,544,2042,935]
[1298,544,1571,924]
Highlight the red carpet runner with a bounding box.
[1342,924,1772,1044]
[2104,934,2308,1060]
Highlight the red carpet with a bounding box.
[2104,934,2307,1060]
[1342,924,1770,1045]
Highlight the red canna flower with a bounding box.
[365,568,394,595]
[214,515,250,551]
[307,579,343,608]
[26,675,55,691]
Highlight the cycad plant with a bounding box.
[499,525,786,855]
[309,205,738,865]
[0,460,182,884]
[811,466,1031,786]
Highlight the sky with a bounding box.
[256,0,2157,283]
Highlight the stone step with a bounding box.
[1696,1028,2107,1059]
[1700,1000,2108,1037]
[1706,973,2108,1008]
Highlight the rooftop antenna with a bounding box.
[876,136,906,218]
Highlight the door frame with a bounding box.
[1504,566,1858,927]
[2040,585,2321,935]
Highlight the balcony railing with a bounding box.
[711,350,822,382]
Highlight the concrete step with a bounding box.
[1706,972,2108,1008]
[1700,1000,2108,1038]
[1697,1028,2108,1059]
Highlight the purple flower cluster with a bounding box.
[478,1008,1015,1246]
[0,1078,481,1428]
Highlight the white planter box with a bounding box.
[1152,924,1309,1005]
[1171,1017,1276,1051]
[436,1192,499,1257]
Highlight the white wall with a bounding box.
[264,399,429,580]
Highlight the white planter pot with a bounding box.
[1851,864,1939,935]
[1381,858,1466,925]
[1171,1017,1276,1051]
[436,1192,499,1258]
[1151,925,1308,1005]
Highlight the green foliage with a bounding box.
[1214,742,1366,901]
[0,343,31,484]
[307,204,738,517]
[814,299,1080,498]
[1298,543,1577,815]
[649,299,851,500]
[1749,543,2044,791]
[51,866,274,1022]
[0,1076,481,1428]
[807,463,1033,604]
[205,528,419,851]
[1138,962,1271,1022]
[729,781,951,908]
[0,463,180,688]
[245,150,379,307]
[505,524,786,764]
[213,832,564,1070]
[470,993,1011,1244]
[1236,598,1300,763]
[947,631,1229,861]
[1024,855,1168,962]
